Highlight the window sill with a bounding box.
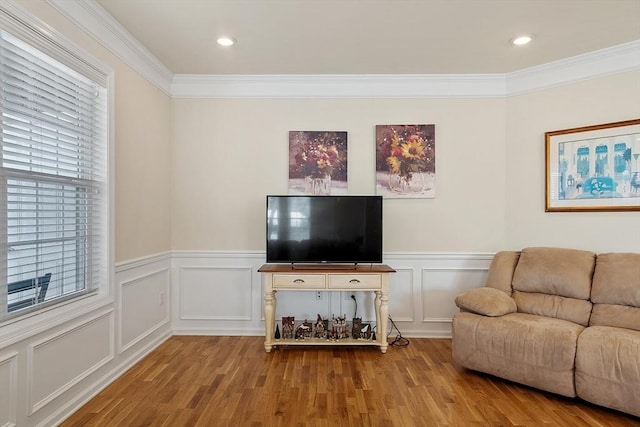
[0,292,113,348]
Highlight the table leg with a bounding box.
[264,290,276,352]
[375,290,389,353]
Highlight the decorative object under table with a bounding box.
[258,264,395,353]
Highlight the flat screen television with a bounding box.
[266,195,383,264]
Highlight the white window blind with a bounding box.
[0,30,107,320]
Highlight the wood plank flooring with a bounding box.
[61,336,640,427]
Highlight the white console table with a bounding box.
[258,264,395,353]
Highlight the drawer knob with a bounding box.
[349,279,361,284]
[293,279,305,283]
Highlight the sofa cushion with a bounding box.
[590,304,640,332]
[512,291,592,326]
[512,247,595,299]
[575,326,640,417]
[590,253,640,331]
[452,312,583,397]
[455,287,517,316]
[591,252,640,307]
[484,251,520,294]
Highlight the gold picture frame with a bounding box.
[545,119,640,212]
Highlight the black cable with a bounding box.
[388,315,409,346]
[350,294,357,318]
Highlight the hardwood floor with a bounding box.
[61,336,640,427]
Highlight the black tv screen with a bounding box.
[266,195,383,264]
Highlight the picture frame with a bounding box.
[288,131,348,195]
[545,119,640,212]
[375,124,436,198]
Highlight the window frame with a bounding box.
[0,1,113,333]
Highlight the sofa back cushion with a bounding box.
[589,252,640,331]
[511,247,596,326]
[485,251,520,294]
[512,291,593,326]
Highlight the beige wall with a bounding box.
[505,70,640,252]
[171,97,507,252]
[172,72,640,255]
[18,1,173,263]
[114,74,172,262]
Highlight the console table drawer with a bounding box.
[273,274,326,289]
[328,274,381,289]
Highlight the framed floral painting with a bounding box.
[288,131,348,195]
[375,124,436,198]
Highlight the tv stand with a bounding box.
[258,264,395,353]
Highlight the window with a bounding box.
[0,19,108,321]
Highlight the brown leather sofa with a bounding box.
[452,247,640,417]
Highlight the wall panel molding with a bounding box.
[0,351,18,427]
[387,267,415,323]
[119,268,171,353]
[421,267,489,324]
[27,309,114,415]
[37,329,171,427]
[172,251,493,338]
[178,266,253,321]
[35,255,173,427]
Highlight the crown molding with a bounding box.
[44,0,173,95]
[41,0,640,99]
[171,41,640,98]
[0,0,109,84]
[506,40,640,95]
[170,74,507,99]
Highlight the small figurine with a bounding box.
[332,315,349,339]
[282,316,295,339]
[302,319,313,338]
[295,320,312,340]
[314,314,326,339]
[361,323,372,340]
[352,317,362,339]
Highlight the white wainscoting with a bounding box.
[0,249,492,426]
[119,267,171,353]
[27,309,114,415]
[387,253,492,338]
[0,252,172,427]
[178,266,253,320]
[0,351,18,427]
[172,251,493,338]
[171,252,265,335]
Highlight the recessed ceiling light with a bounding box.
[511,35,533,46]
[217,37,236,47]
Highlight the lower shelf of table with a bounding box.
[265,337,387,351]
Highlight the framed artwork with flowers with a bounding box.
[375,124,436,198]
[288,131,348,195]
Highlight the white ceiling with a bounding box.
[95,0,640,76]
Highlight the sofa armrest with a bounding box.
[455,287,517,317]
